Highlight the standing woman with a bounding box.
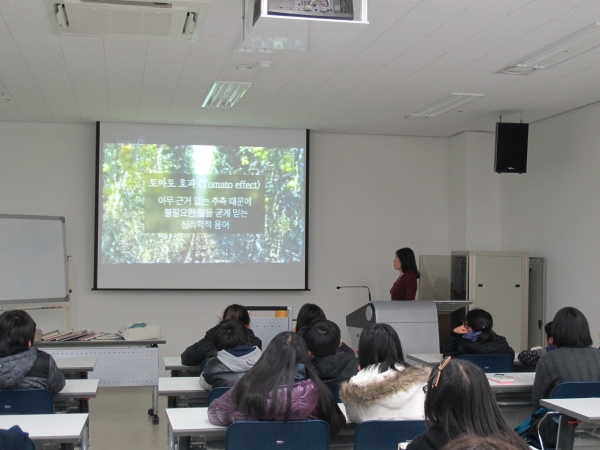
[391,247,420,300]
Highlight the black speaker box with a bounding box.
[494,122,528,173]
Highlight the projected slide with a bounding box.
[95,123,308,290]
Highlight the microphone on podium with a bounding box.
[337,285,372,302]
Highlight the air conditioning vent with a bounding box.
[44,0,208,42]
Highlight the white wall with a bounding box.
[0,123,450,369]
[499,103,600,342]
[449,131,501,252]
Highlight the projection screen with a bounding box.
[94,123,308,290]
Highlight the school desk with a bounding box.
[0,413,89,450]
[540,398,600,450]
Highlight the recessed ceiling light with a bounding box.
[501,22,600,75]
[233,64,255,71]
[406,93,484,118]
[500,64,537,75]
[202,82,252,108]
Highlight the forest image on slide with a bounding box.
[101,143,305,264]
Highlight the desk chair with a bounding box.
[207,387,231,406]
[353,420,427,450]
[536,381,600,450]
[458,354,514,373]
[224,420,330,450]
[0,389,54,415]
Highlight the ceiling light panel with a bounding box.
[202,81,252,108]
[502,22,600,75]
[406,93,484,118]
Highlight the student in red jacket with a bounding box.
[208,332,346,435]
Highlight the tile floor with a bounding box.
[88,386,168,450]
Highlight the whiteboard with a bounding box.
[0,215,69,304]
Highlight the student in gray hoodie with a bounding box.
[0,310,65,394]
[199,319,262,390]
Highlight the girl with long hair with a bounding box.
[208,331,346,435]
[406,358,529,450]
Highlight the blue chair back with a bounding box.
[207,387,231,406]
[225,420,329,450]
[0,389,54,415]
[458,354,514,373]
[329,386,341,403]
[354,420,427,450]
[552,382,600,399]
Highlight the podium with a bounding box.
[346,301,438,357]
[346,301,472,357]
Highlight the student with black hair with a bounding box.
[517,321,555,367]
[442,308,514,358]
[0,310,65,394]
[294,303,326,333]
[390,247,420,300]
[305,320,358,388]
[199,319,262,390]
[181,304,262,367]
[532,307,600,447]
[406,358,529,450]
[208,332,346,435]
[340,323,429,423]
[294,303,355,355]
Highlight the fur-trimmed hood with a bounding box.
[340,364,429,423]
[341,364,430,404]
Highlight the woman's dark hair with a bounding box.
[0,310,37,354]
[212,319,250,351]
[544,321,553,339]
[395,247,420,279]
[424,359,529,450]
[441,434,523,450]
[358,323,405,373]
[465,309,495,343]
[229,332,338,424]
[295,304,326,332]
[551,307,592,348]
[222,304,251,326]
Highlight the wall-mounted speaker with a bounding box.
[494,122,528,173]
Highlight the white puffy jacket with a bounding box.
[340,363,429,424]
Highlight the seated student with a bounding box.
[208,332,346,435]
[294,303,355,356]
[304,320,358,388]
[442,309,514,359]
[181,304,261,367]
[532,307,600,448]
[406,358,529,450]
[340,323,429,423]
[517,321,555,367]
[199,319,262,390]
[0,425,35,450]
[0,310,65,394]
